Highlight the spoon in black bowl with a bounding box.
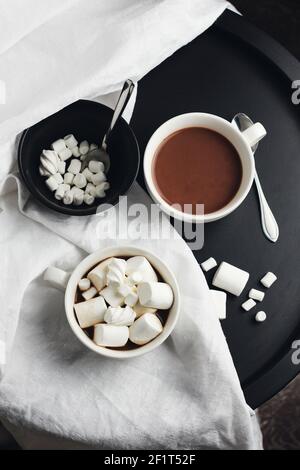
[83,79,135,172]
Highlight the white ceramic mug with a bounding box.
[143,113,267,223]
[64,246,181,359]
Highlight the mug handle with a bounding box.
[241,122,267,148]
[44,267,70,291]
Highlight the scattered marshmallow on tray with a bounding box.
[39,134,110,206]
[74,256,173,349]
[212,262,249,297]
[242,299,257,312]
[255,311,267,323]
[261,272,277,289]
[249,289,265,302]
[201,258,217,272]
[210,290,227,320]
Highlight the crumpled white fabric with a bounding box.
[0,0,262,450]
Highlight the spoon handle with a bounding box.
[102,79,135,149]
[254,172,279,243]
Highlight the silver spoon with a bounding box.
[83,79,135,172]
[232,113,279,243]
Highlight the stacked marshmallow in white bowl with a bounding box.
[74,256,174,348]
[39,134,110,206]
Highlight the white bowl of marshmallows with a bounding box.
[64,247,180,358]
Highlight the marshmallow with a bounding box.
[87,258,112,291]
[39,165,51,177]
[212,262,249,297]
[100,285,125,307]
[79,140,89,155]
[255,311,267,323]
[261,272,277,289]
[72,187,84,205]
[82,169,94,184]
[127,271,143,285]
[85,183,97,196]
[74,296,107,329]
[129,313,163,345]
[40,159,57,175]
[210,290,227,320]
[54,183,70,200]
[84,193,95,206]
[89,143,98,151]
[64,134,78,149]
[63,190,73,205]
[201,257,217,272]
[91,172,106,186]
[249,289,265,302]
[138,282,174,310]
[57,160,66,175]
[78,278,91,292]
[40,151,59,175]
[126,256,158,283]
[73,173,87,189]
[51,139,66,153]
[64,172,74,185]
[58,147,72,161]
[82,287,98,301]
[242,299,257,312]
[44,266,70,291]
[106,258,127,287]
[104,306,136,326]
[68,159,81,175]
[125,291,139,308]
[53,173,64,184]
[72,146,81,157]
[94,324,129,348]
[133,302,157,318]
[95,186,106,199]
[41,149,59,167]
[45,175,59,192]
[118,283,133,298]
[97,182,110,192]
[89,160,105,174]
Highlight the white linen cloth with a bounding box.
[0,0,262,449]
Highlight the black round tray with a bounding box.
[131,10,300,409]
